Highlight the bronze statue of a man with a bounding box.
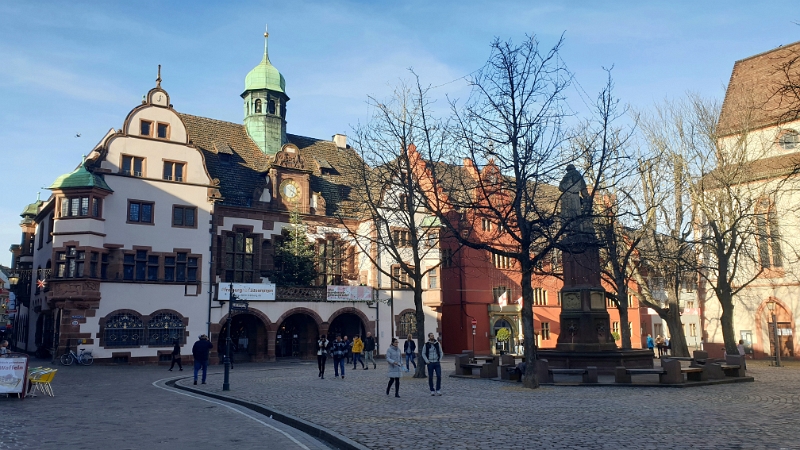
[559,164,589,220]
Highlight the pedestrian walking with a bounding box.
[421,332,443,396]
[331,335,347,379]
[403,334,417,370]
[664,336,671,356]
[168,339,183,371]
[737,339,746,357]
[191,334,213,385]
[646,334,654,355]
[655,335,665,358]
[363,331,377,369]
[385,338,402,397]
[352,335,365,370]
[317,334,330,379]
[343,335,352,365]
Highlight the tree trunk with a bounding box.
[519,258,539,389]
[616,277,632,349]
[413,285,427,378]
[657,303,690,357]
[717,291,738,355]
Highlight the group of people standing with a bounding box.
[646,334,671,358]
[316,332,378,379]
[317,331,444,398]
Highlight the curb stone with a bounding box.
[167,377,371,450]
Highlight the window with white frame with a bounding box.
[532,288,548,306]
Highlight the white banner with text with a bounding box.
[327,286,373,302]
[219,283,276,301]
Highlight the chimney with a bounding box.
[333,134,347,148]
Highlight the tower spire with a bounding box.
[156,64,162,88]
[263,24,270,61]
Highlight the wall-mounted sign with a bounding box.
[219,283,276,301]
[327,286,373,302]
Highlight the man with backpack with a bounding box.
[421,333,443,396]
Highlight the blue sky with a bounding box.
[0,1,798,264]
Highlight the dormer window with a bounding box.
[157,123,169,139]
[254,99,262,113]
[140,120,153,137]
[778,130,799,150]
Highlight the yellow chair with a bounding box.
[30,369,57,397]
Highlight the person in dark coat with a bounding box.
[168,339,183,371]
[363,332,377,369]
[330,335,348,379]
[403,334,417,370]
[192,334,213,385]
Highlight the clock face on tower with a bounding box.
[281,180,299,201]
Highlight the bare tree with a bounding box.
[419,36,621,388]
[640,95,800,355]
[339,79,453,378]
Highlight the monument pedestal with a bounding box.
[537,348,655,374]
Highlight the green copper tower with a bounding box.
[243,26,288,156]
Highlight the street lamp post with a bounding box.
[767,301,781,367]
[8,274,19,349]
[223,281,234,391]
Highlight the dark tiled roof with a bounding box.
[287,134,362,217]
[719,41,800,136]
[179,113,271,208]
[178,113,362,216]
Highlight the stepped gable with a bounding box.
[719,41,800,136]
[179,113,270,207]
[287,133,362,218]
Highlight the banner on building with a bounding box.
[327,286,373,302]
[219,283,276,301]
[498,291,508,307]
[0,357,29,395]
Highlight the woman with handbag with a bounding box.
[385,338,402,397]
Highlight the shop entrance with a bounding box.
[218,313,267,363]
[493,318,515,355]
[328,313,365,340]
[276,313,318,358]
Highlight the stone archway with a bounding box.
[275,308,323,359]
[214,309,271,363]
[327,307,372,338]
[756,298,795,359]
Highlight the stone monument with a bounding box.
[537,165,653,373]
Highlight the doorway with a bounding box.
[493,318,514,354]
[276,313,319,358]
[218,313,267,363]
[328,313,365,341]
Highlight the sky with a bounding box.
[0,1,798,265]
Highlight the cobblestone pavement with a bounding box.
[179,357,800,450]
[0,361,333,450]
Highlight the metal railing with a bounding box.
[276,286,327,302]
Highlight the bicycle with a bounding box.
[60,348,94,366]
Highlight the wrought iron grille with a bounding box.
[104,313,144,347]
[148,313,185,346]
